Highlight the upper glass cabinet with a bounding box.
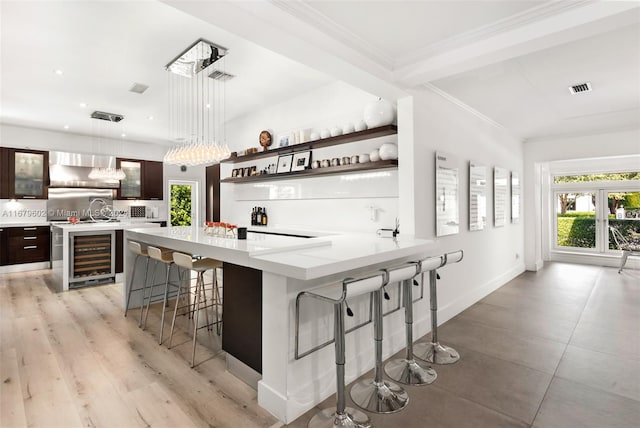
[7,149,49,199]
[117,159,142,199]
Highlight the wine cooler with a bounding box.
[69,231,115,288]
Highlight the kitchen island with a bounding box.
[124,226,438,423]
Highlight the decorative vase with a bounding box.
[330,126,343,137]
[370,149,380,162]
[378,143,398,160]
[363,98,395,128]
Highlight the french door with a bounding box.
[553,188,639,254]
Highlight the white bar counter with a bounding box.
[124,226,438,423]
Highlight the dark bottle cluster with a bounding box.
[251,207,268,226]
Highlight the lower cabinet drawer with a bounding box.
[8,234,50,247]
[7,242,50,265]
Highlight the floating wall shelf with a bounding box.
[221,160,398,183]
[221,124,397,164]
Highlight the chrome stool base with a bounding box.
[415,341,460,365]
[309,407,372,428]
[350,379,409,414]
[384,358,437,385]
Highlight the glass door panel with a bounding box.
[119,160,142,198]
[170,183,196,226]
[555,191,596,249]
[14,151,44,196]
[606,191,640,250]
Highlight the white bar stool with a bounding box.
[414,250,464,365]
[384,257,441,385]
[170,252,223,368]
[296,273,385,428]
[123,241,151,326]
[143,246,179,345]
[350,265,415,413]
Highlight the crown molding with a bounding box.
[270,0,395,70]
[396,0,591,68]
[421,82,507,131]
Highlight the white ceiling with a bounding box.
[1,0,639,146]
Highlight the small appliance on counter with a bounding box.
[130,205,146,219]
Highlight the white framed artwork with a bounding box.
[436,151,459,237]
[511,171,520,223]
[494,166,508,227]
[469,162,487,231]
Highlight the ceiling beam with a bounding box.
[393,1,640,86]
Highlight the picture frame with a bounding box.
[291,151,311,172]
[277,135,289,148]
[276,154,293,173]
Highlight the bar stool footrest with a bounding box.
[308,407,372,428]
[349,379,409,414]
[414,341,460,365]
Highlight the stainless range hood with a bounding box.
[49,151,120,188]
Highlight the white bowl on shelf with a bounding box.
[378,143,398,160]
[370,149,380,162]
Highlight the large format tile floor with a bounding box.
[1,263,638,427]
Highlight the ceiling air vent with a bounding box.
[208,70,235,81]
[569,82,592,94]
[91,111,124,122]
[129,82,149,94]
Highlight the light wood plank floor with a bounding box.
[0,270,280,428]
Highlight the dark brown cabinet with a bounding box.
[205,163,220,221]
[0,228,7,265]
[115,229,123,274]
[0,148,49,199]
[4,226,50,265]
[116,158,163,200]
[143,160,163,200]
[222,262,262,373]
[0,148,10,199]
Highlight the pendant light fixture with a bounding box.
[163,38,231,166]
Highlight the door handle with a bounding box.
[24,245,37,250]
[24,236,37,240]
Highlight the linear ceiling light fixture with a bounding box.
[88,112,126,181]
[163,38,231,166]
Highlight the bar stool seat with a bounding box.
[170,252,223,368]
[296,273,385,428]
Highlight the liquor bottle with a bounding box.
[256,208,262,225]
[251,207,256,225]
[262,207,268,226]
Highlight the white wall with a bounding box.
[0,123,166,160]
[398,86,526,329]
[523,128,640,270]
[220,81,399,232]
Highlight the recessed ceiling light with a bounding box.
[79,102,87,108]
[206,103,211,109]
[54,69,64,76]
[63,125,69,130]
[147,115,154,120]
[121,133,127,138]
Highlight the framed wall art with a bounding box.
[435,151,459,237]
[469,162,487,231]
[511,171,520,223]
[276,154,293,173]
[494,166,509,227]
[291,151,311,172]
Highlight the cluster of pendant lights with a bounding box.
[163,39,231,166]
